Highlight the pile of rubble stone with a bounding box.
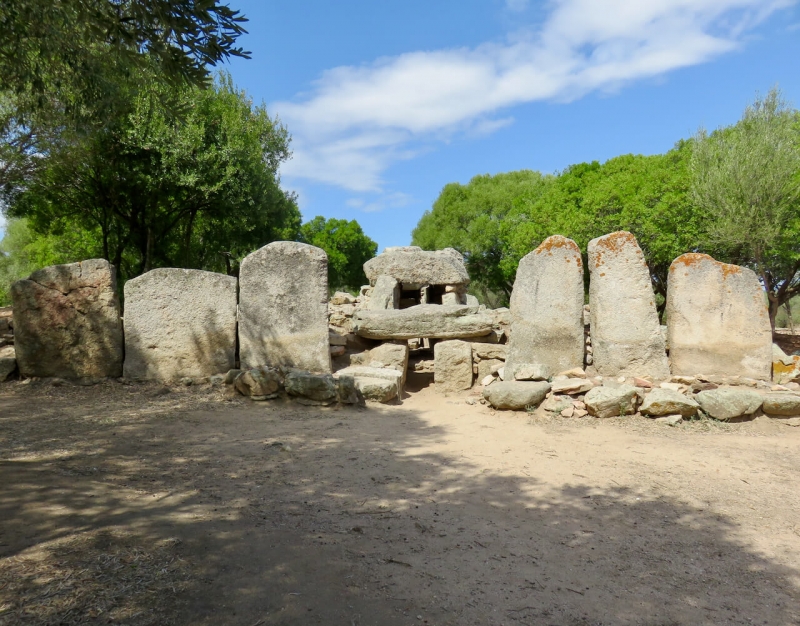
[0,306,14,382]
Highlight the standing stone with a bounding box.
[366,275,399,310]
[10,259,123,378]
[666,254,772,380]
[434,340,473,392]
[587,232,669,379]
[505,236,584,380]
[123,269,237,381]
[239,242,331,373]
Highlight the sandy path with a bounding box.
[1,379,799,625]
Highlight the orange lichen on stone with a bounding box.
[535,235,578,255]
[670,252,742,278]
[591,231,638,268]
[773,360,798,376]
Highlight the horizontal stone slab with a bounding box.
[352,305,493,340]
[364,247,469,286]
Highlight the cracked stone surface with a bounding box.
[10,259,123,378]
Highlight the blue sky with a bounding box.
[216,0,800,252]
[3,0,800,248]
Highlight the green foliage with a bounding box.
[0,218,100,305]
[691,88,800,327]
[415,147,703,310]
[300,216,377,293]
[7,71,300,282]
[412,170,551,306]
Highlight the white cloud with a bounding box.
[506,0,530,12]
[275,0,794,192]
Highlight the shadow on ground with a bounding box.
[0,380,798,625]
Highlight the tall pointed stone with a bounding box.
[587,232,669,379]
[666,253,771,380]
[505,236,584,380]
[239,241,331,373]
[123,269,238,381]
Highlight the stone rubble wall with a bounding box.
[3,233,796,418]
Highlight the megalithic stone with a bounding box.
[505,235,585,381]
[11,259,124,378]
[239,241,331,373]
[587,231,669,379]
[123,268,238,381]
[666,253,771,380]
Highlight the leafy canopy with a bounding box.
[300,217,377,293]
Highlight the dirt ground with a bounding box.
[1,374,800,626]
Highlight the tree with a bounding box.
[412,170,551,306]
[7,71,300,282]
[691,88,800,329]
[0,218,100,304]
[300,216,377,293]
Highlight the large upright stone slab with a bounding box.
[505,236,584,381]
[123,269,237,381]
[434,340,473,392]
[666,254,772,380]
[366,274,399,310]
[587,232,669,379]
[364,247,469,286]
[239,242,331,373]
[10,259,123,378]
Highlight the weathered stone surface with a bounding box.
[466,294,479,307]
[123,268,237,381]
[11,259,123,378]
[655,415,683,426]
[239,242,331,373]
[482,381,551,410]
[584,384,640,418]
[234,366,283,397]
[762,393,800,416]
[513,363,550,381]
[542,394,574,413]
[471,344,507,361]
[336,375,364,405]
[772,348,800,385]
[477,359,503,380]
[640,388,699,417]
[355,377,398,403]
[506,236,585,381]
[334,366,403,389]
[331,291,356,305]
[551,378,594,395]
[587,232,669,379]
[364,247,469,286]
[434,340,473,392]
[0,345,15,381]
[284,370,337,405]
[353,305,493,340]
[368,343,409,389]
[667,254,772,380]
[695,388,763,420]
[366,275,399,310]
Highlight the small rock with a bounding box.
[234,367,283,397]
[640,388,699,417]
[542,394,574,414]
[691,382,718,393]
[659,382,684,391]
[573,400,586,409]
[482,381,551,410]
[551,378,594,395]
[585,354,593,365]
[584,385,639,418]
[633,377,653,388]
[285,370,337,405]
[180,377,193,386]
[654,415,683,426]
[762,393,800,417]
[209,374,225,386]
[557,367,587,379]
[695,388,763,420]
[771,385,789,391]
[223,369,241,385]
[617,376,626,383]
[670,375,697,385]
[560,406,575,418]
[465,398,476,406]
[328,332,348,346]
[787,382,800,390]
[330,345,346,358]
[481,374,496,387]
[513,363,549,381]
[355,376,398,403]
[573,409,588,417]
[497,367,505,381]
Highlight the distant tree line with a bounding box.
[413,89,800,329]
[0,0,377,304]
